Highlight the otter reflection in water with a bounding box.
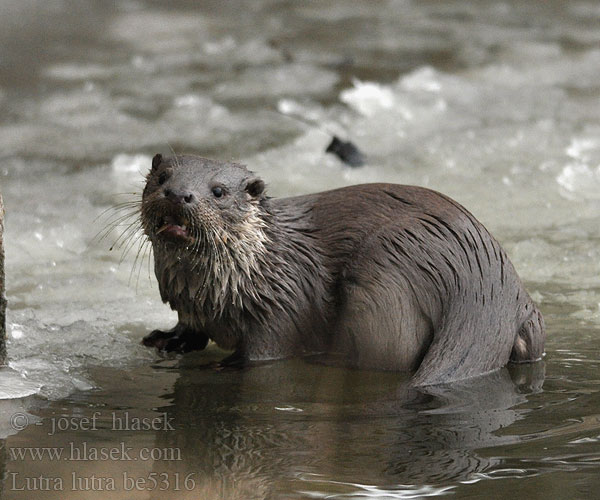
[141,354,545,499]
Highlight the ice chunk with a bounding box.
[556,163,600,200]
[565,137,600,162]
[340,80,399,117]
[400,66,442,93]
[0,367,40,399]
[6,309,160,400]
[277,98,325,124]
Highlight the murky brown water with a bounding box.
[2,0,600,498]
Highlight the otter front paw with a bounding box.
[142,323,208,353]
[142,328,176,349]
[215,349,246,369]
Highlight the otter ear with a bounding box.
[151,153,162,170]
[244,177,265,198]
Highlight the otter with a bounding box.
[140,154,545,386]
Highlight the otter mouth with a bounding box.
[156,215,194,243]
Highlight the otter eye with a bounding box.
[158,172,168,185]
[212,186,224,198]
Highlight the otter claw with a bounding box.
[216,350,246,368]
[163,336,206,353]
[142,324,208,353]
[142,329,176,349]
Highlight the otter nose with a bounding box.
[164,188,194,205]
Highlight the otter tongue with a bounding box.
[157,216,191,241]
[157,222,187,234]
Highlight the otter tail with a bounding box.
[411,300,545,388]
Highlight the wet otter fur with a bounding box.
[140,154,545,386]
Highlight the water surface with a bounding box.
[1,0,600,498]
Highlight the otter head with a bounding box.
[141,154,266,251]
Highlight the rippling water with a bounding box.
[1,0,600,498]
